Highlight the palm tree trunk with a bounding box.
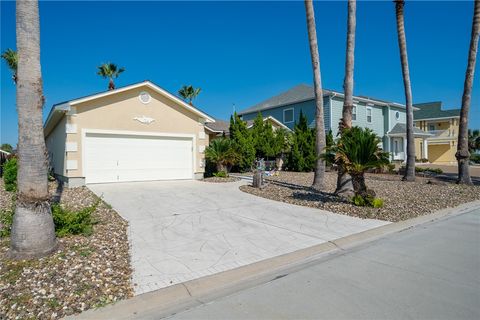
[394,0,415,182]
[109,77,115,90]
[10,0,57,259]
[350,173,367,197]
[304,0,326,191]
[457,0,479,185]
[335,0,356,197]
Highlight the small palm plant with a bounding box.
[1,49,18,84]
[327,127,389,199]
[178,85,201,105]
[97,63,125,90]
[468,129,480,154]
[205,138,239,176]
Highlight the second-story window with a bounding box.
[283,108,294,123]
[352,106,357,121]
[366,107,372,123]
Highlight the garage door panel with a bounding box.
[85,133,193,184]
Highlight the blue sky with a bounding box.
[1,0,479,146]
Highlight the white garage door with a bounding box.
[84,133,193,184]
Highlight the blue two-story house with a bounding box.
[238,84,430,161]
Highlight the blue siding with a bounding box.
[241,94,407,150]
[241,96,331,131]
[330,97,385,138]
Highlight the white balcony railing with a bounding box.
[427,129,455,139]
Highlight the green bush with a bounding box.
[352,195,366,206]
[285,111,317,172]
[372,198,384,208]
[52,201,98,237]
[351,195,384,208]
[415,167,443,174]
[470,153,480,164]
[3,158,17,192]
[0,209,14,237]
[213,171,228,178]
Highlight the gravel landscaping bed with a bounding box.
[202,176,240,183]
[0,180,133,320]
[240,171,480,222]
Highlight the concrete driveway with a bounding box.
[89,180,388,295]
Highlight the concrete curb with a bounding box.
[69,200,480,320]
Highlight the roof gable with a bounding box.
[45,81,215,135]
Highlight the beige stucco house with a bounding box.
[44,81,215,187]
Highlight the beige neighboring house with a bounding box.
[413,102,460,164]
[205,116,291,140]
[44,81,215,187]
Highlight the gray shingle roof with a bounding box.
[413,102,460,120]
[205,119,229,133]
[389,123,431,136]
[238,84,406,115]
[238,84,328,115]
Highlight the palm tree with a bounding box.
[304,0,326,191]
[96,63,125,90]
[336,0,356,197]
[178,85,202,105]
[331,127,389,198]
[394,0,415,182]
[10,0,57,258]
[0,143,14,153]
[457,0,479,185]
[468,129,480,153]
[1,48,18,84]
[205,138,239,175]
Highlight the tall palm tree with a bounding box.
[394,0,415,182]
[1,48,18,84]
[178,85,202,105]
[335,0,356,197]
[96,63,125,90]
[10,0,57,259]
[304,0,326,191]
[457,0,479,185]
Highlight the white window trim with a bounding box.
[366,106,373,123]
[283,108,294,124]
[352,105,357,121]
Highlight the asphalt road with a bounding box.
[166,208,480,320]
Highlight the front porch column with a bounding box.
[423,138,428,161]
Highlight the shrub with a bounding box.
[213,171,227,178]
[372,198,384,208]
[52,201,98,237]
[205,138,240,174]
[285,111,317,172]
[415,167,443,174]
[471,153,480,164]
[0,208,14,237]
[352,195,366,206]
[3,158,17,192]
[229,113,256,171]
[351,195,384,208]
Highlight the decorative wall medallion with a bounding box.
[134,116,155,124]
[139,91,151,104]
